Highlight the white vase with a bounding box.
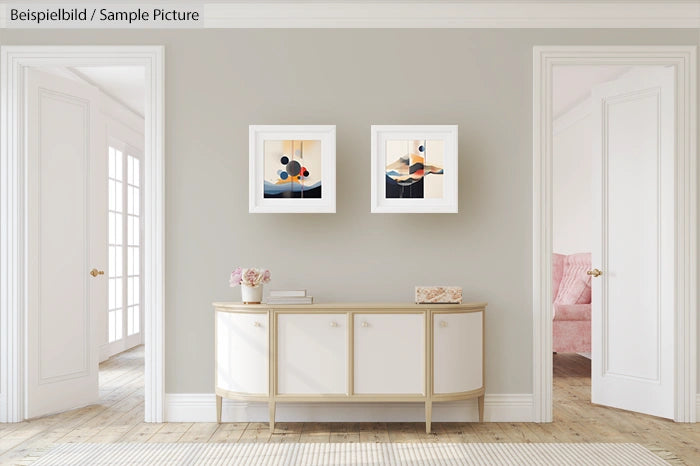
[241,285,263,304]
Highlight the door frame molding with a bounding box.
[532,46,697,422]
[0,46,165,422]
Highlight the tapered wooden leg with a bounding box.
[269,401,276,432]
[216,395,222,423]
[478,395,484,422]
[425,400,432,434]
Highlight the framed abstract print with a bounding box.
[249,125,336,213]
[371,125,458,213]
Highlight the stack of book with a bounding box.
[265,290,314,304]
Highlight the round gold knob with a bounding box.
[253,321,261,327]
[440,321,448,328]
[89,268,104,277]
[587,268,603,277]
[329,321,338,328]
[361,321,369,328]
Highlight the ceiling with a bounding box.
[552,65,631,118]
[71,66,145,117]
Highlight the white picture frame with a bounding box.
[371,125,458,213]
[249,125,336,213]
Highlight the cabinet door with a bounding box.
[433,311,483,394]
[277,313,347,394]
[354,313,424,394]
[216,312,268,394]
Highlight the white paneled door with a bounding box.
[590,66,675,419]
[26,69,104,418]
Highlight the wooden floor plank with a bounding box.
[238,423,272,443]
[299,422,331,443]
[178,423,219,443]
[208,423,247,443]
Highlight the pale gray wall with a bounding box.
[2,29,698,395]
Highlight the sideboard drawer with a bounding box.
[433,311,483,394]
[277,313,347,394]
[216,312,268,395]
[353,313,424,395]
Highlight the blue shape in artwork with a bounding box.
[263,180,322,196]
[281,156,289,164]
[418,145,425,152]
[280,171,289,180]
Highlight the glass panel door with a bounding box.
[108,147,124,344]
[107,141,143,355]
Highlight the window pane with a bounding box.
[115,246,122,278]
[115,214,123,245]
[109,212,116,245]
[115,278,122,309]
[108,179,115,211]
[109,311,115,343]
[130,247,139,276]
[133,306,139,333]
[115,309,123,340]
[115,150,123,181]
[109,147,115,179]
[133,158,140,187]
[127,186,134,215]
[127,216,134,246]
[128,156,134,185]
[109,278,115,310]
[127,247,133,276]
[127,307,133,336]
[128,277,134,306]
[108,246,115,277]
[133,218,139,246]
[133,188,140,216]
[115,181,123,213]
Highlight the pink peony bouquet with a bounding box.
[230,267,271,288]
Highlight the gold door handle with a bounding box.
[587,268,603,277]
[90,268,105,277]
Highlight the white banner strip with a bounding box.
[1,2,699,29]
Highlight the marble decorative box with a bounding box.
[415,286,463,304]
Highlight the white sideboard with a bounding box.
[213,302,486,433]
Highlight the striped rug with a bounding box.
[30,442,668,465]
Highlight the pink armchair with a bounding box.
[552,253,591,353]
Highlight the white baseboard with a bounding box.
[165,393,533,423]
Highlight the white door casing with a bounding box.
[0,46,164,423]
[532,46,696,423]
[25,69,102,418]
[590,67,674,418]
[277,313,347,395]
[433,312,483,394]
[216,312,268,395]
[353,313,424,395]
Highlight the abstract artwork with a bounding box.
[371,125,458,213]
[249,125,336,213]
[263,140,322,198]
[385,140,444,199]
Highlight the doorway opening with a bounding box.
[0,46,164,423]
[532,46,697,423]
[551,65,635,418]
